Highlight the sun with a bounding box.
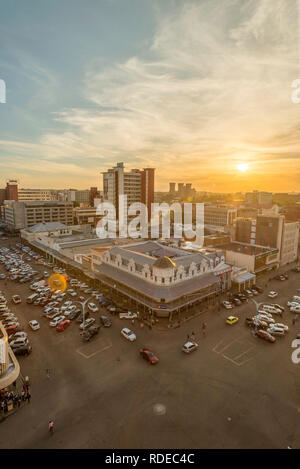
[237,163,249,172]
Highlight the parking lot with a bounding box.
[0,237,300,449]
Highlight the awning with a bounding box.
[233,272,256,284]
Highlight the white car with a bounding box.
[9,331,27,340]
[268,291,278,298]
[273,322,289,331]
[49,315,65,327]
[28,320,40,331]
[12,295,21,304]
[121,327,136,342]
[293,296,300,302]
[260,305,283,316]
[222,301,233,310]
[266,326,285,336]
[287,301,300,308]
[119,311,138,320]
[256,314,275,324]
[9,337,29,348]
[290,306,300,313]
[182,341,198,354]
[79,318,96,330]
[88,303,99,313]
[61,301,73,311]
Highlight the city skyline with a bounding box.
[1,0,300,192]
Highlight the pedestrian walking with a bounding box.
[26,393,31,404]
[187,334,190,341]
[296,314,299,322]
[202,322,207,337]
[21,390,25,401]
[293,316,296,326]
[17,396,21,408]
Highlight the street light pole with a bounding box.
[250,298,263,334]
[74,295,93,329]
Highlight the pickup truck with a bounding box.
[119,311,139,320]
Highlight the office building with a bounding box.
[102,162,155,220]
[67,189,90,204]
[235,214,299,266]
[18,188,52,201]
[245,191,273,206]
[204,205,237,229]
[3,200,73,231]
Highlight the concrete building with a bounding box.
[102,162,155,221]
[204,205,237,230]
[18,188,52,201]
[3,200,73,231]
[74,206,103,227]
[0,322,20,390]
[235,214,299,266]
[94,241,231,318]
[245,191,273,206]
[0,180,18,204]
[225,241,280,274]
[67,189,90,205]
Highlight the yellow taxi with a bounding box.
[226,316,239,326]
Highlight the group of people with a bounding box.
[0,385,31,414]
[186,323,207,342]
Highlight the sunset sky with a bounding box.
[1,0,300,192]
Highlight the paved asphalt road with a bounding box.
[0,237,300,449]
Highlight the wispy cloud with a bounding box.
[1,0,299,190]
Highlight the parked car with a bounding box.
[28,320,40,331]
[49,316,65,327]
[88,302,99,313]
[9,337,29,348]
[100,315,112,327]
[232,298,242,306]
[13,344,32,356]
[182,341,198,354]
[255,329,276,343]
[82,325,100,341]
[266,326,285,336]
[140,348,159,364]
[56,319,71,332]
[121,327,136,342]
[222,301,233,310]
[79,318,96,330]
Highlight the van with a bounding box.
[26,293,39,304]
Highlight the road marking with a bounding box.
[213,336,257,366]
[76,337,112,359]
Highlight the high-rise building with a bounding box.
[4,180,18,201]
[169,183,176,193]
[102,162,155,220]
[235,214,299,266]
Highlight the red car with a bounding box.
[56,319,70,332]
[140,348,159,364]
[6,325,23,336]
[255,329,275,343]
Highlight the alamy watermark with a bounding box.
[0,79,6,103]
[95,197,204,246]
[291,339,300,364]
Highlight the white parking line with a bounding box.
[76,338,112,359]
